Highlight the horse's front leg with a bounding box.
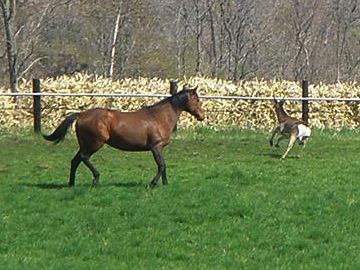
[149,147,167,188]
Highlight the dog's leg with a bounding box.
[275,134,287,147]
[269,126,280,147]
[298,138,308,158]
[281,134,297,160]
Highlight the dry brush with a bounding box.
[1,73,360,131]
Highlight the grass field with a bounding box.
[1,128,360,269]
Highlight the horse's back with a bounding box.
[77,108,113,129]
[76,108,156,151]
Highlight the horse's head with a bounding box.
[178,85,205,121]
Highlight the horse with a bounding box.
[43,85,205,188]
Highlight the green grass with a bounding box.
[1,128,360,269]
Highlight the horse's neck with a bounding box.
[166,103,182,127]
[151,102,181,130]
[276,107,289,122]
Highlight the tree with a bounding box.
[0,0,18,92]
[1,0,360,85]
[332,0,360,81]
[290,0,319,81]
[0,0,72,92]
[219,0,260,80]
[109,0,123,79]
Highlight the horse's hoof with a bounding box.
[92,179,100,187]
[148,181,157,189]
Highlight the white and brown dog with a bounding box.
[269,98,311,159]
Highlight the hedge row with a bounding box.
[1,73,360,131]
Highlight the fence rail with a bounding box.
[1,92,360,102]
[1,79,359,133]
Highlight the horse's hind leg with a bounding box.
[69,151,82,187]
[81,154,100,186]
[69,151,100,186]
[76,120,107,185]
[149,147,167,188]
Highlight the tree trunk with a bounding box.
[194,0,202,75]
[108,1,123,79]
[207,0,217,77]
[1,0,18,92]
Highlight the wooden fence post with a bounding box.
[170,80,178,131]
[302,80,309,124]
[33,78,41,133]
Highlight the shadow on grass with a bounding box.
[108,181,144,188]
[262,152,301,159]
[21,181,144,189]
[21,183,69,189]
[262,153,282,159]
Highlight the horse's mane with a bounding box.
[143,90,189,110]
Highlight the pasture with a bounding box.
[0,128,360,269]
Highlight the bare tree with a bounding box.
[173,1,189,77]
[1,0,360,85]
[219,0,259,80]
[332,0,360,81]
[0,0,72,92]
[109,0,123,79]
[191,0,216,75]
[0,0,18,92]
[290,0,319,81]
[207,0,218,77]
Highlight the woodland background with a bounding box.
[0,0,359,92]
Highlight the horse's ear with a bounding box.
[183,84,191,91]
[189,87,199,97]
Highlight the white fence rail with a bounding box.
[1,92,360,102]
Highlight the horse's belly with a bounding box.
[106,136,150,151]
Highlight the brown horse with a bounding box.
[43,86,205,188]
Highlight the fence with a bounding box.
[0,79,313,133]
[1,79,360,132]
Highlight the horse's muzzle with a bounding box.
[190,107,205,121]
[196,111,205,121]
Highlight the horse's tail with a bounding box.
[43,113,80,144]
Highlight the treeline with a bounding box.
[0,0,359,91]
